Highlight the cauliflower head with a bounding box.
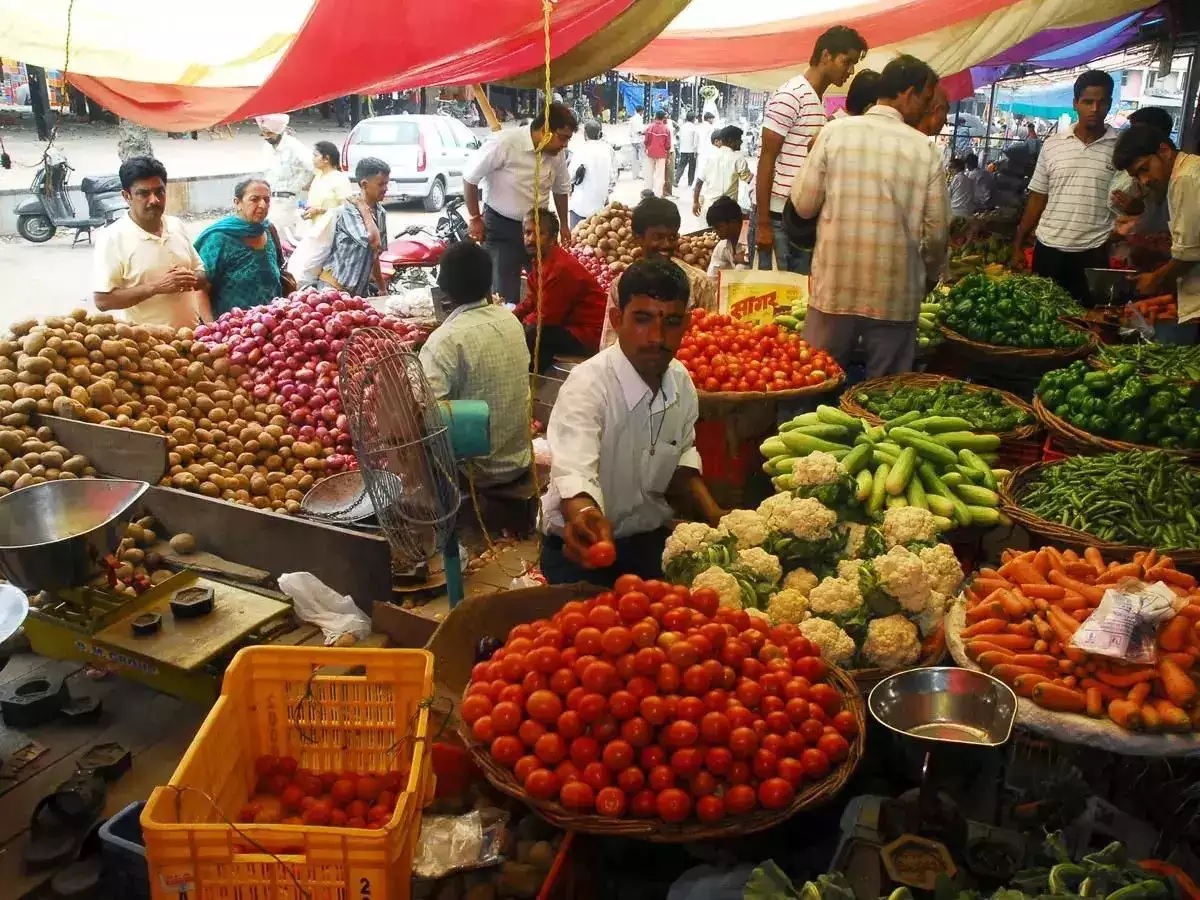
[746,607,771,624]
[918,543,964,597]
[783,568,820,597]
[843,523,885,561]
[791,451,843,486]
[719,509,769,550]
[808,576,865,619]
[836,557,862,581]
[766,588,809,625]
[735,547,783,585]
[662,522,731,584]
[798,617,857,667]
[867,546,932,614]
[861,614,921,670]
[758,495,844,568]
[691,565,744,610]
[882,506,940,550]
[916,591,948,637]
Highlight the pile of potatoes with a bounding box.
[1,311,336,514]
[570,201,719,273]
[0,422,95,498]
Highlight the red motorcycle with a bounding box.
[380,197,469,293]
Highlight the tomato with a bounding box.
[656,788,692,823]
[521,670,546,694]
[690,770,718,798]
[624,676,656,701]
[695,794,725,823]
[801,747,831,779]
[783,677,812,700]
[758,777,796,810]
[656,663,682,693]
[577,693,607,723]
[799,718,825,743]
[556,711,583,741]
[662,607,692,632]
[595,785,627,818]
[785,698,812,724]
[735,679,764,709]
[613,574,644,596]
[490,701,522,735]
[620,716,652,748]
[727,704,756,730]
[728,726,759,759]
[581,661,618,694]
[662,720,699,748]
[490,735,524,767]
[559,611,587,640]
[525,689,563,725]
[631,621,660,650]
[776,756,805,787]
[518,719,546,748]
[765,710,793,735]
[681,664,712,695]
[632,646,664,676]
[590,715,619,743]
[648,764,676,792]
[514,755,540,784]
[584,540,616,569]
[569,736,601,768]
[497,684,525,705]
[581,761,612,791]
[460,693,492,725]
[639,695,669,726]
[704,745,733,776]
[818,732,850,763]
[618,591,650,624]
[792,655,828,682]
[630,789,658,818]
[524,767,560,800]
[690,587,719,617]
[760,695,786,715]
[720,639,750,668]
[832,710,859,738]
[574,627,604,655]
[809,683,843,716]
[471,716,496,744]
[702,686,728,712]
[617,766,645,794]
[640,744,666,770]
[559,781,595,812]
[601,739,634,771]
[533,626,564,650]
[669,747,704,778]
[555,761,581,784]
[549,668,577,696]
[752,747,779,780]
[675,696,705,723]
[534,732,567,765]
[724,783,757,816]
[699,711,731,745]
[587,605,619,631]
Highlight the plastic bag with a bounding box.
[285,210,335,286]
[1071,581,1177,664]
[277,571,372,645]
[413,809,508,879]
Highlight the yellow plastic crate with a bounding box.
[142,646,434,900]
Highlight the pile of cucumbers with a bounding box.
[774,298,943,351]
[759,405,1012,530]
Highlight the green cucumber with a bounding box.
[959,449,997,489]
[868,463,890,515]
[966,505,1002,527]
[760,437,787,459]
[772,475,794,491]
[906,476,928,510]
[816,405,861,429]
[778,419,801,432]
[865,425,887,442]
[872,448,900,466]
[790,412,822,427]
[991,468,1011,482]
[925,493,956,518]
[920,302,942,315]
[885,411,923,428]
[841,442,874,475]
[932,515,955,532]
[980,453,1000,465]
[855,468,874,503]
[773,315,801,329]
[886,447,917,496]
[942,471,964,487]
[885,494,909,509]
[918,462,972,527]
[780,431,851,456]
[955,464,986,484]
[888,428,961,467]
[930,431,1003,452]
[769,456,795,475]
[955,483,1000,507]
[875,441,905,456]
[907,416,975,433]
[791,424,851,442]
[854,433,875,447]
[828,448,850,460]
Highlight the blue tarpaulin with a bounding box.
[618,79,669,116]
[995,77,1124,120]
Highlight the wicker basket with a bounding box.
[1032,395,1200,462]
[999,462,1200,568]
[459,665,865,842]
[937,322,1098,365]
[839,373,1040,443]
[698,373,845,405]
[850,623,946,689]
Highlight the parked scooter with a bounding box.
[14,150,127,245]
[379,197,470,293]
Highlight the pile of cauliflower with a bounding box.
[770,451,855,509]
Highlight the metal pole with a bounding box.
[950,100,962,162]
[1180,47,1200,152]
[983,81,998,166]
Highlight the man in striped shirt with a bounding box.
[1011,70,1119,304]
[791,55,949,379]
[753,25,867,274]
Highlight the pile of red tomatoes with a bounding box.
[237,755,409,829]
[676,311,842,394]
[461,576,858,825]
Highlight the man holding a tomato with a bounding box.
[540,258,724,586]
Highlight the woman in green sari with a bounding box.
[194,178,287,318]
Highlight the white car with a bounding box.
[341,114,483,212]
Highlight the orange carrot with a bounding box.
[1094,667,1156,688]
[1013,673,1052,697]
[977,567,1002,580]
[1080,678,1123,702]
[966,639,1022,658]
[1062,675,1079,688]
[1141,548,1159,570]
[1071,609,1092,623]
[976,651,1015,670]
[1047,571,1105,604]
[1061,548,1080,562]
[1176,602,1200,621]
[966,602,1006,621]
[962,618,1008,638]
[1065,561,1099,580]
[1086,686,1103,717]
[1159,615,1193,653]
[1002,559,1047,586]
[999,591,1028,619]
[973,579,1015,596]
[968,632,1035,651]
[1147,567,1197,589]
[1141,703,1163,731]
[1161,652,1197,669]
[1059,594,1089,612]
[1150,698,1191,732]
[1007,621,1037,638]
[1084,546,1106,574]
[1046,605,1080,640]
[992,663,1053,684]
[1158,658,1198,708]
[1045,546,1069,573]
[1033,639,1049,653]
[1022,584,1066,601]
[1031,615,1054,642]
[1033,548,1052,578]
[1107,699,1144,730]
[1032,682,1087,713]
[1127,682,1152,705]
[1097,563,1143,584]
[1008,653,1059,671]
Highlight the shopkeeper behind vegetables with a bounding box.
[540,258,724,586]
[93,156,212,328]
[1113,123,1200,317]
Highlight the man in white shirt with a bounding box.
[93,156,211,328]
[1108,106,1174,236]
[1011,70,1119,304]
[256,114,314,239]
[628,105,646,178]
[567,121,617,230]
[964,152,993,211]
[948,158,976,219]
[676,113,700,187]
[464,103,576,305]
[693,126,751,217]
[754,26,868,274]
[540,257,723,585]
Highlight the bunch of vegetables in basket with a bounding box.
[662,497,963,672]
[1125,295,1177,325]
[851,379,1033,435]
[939,274,1088,348]
[1095,342,1200,383]
[759,406,1010,530]
[959,545,1200,732]
[1037,362,1200,450]
[775,292,943,353]
[461,575,859,824]
[1014,451,1200,550]
[676,311,842,393]
[569,201,717,277]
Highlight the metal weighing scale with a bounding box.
[0,479,293,703]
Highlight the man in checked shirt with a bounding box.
[791,55,949,379]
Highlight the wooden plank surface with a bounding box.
[36,414,168,483]
[146,541,272,585]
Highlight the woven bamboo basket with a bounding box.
[697,373,845,406]
[839,373,1040,443]
[459,665,866,842]
[937,322,1098,366]
[1032,396,1200,462]
[850,623,946,689]
[999,462,1200,569]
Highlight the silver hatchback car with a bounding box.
[341,114,483,212]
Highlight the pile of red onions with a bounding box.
[194,289,430,470]
[570,246,617,293]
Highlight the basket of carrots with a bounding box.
[1124,295,1177,326]
[945,544,1200,756]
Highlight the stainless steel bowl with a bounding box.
[868,667,1017,747]
[0,479,149,591]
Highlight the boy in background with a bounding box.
[693,126,751,218]
[705,196,747,276]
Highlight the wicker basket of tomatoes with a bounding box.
[454,575,866,841]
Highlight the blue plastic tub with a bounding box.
[99,800,149,900]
